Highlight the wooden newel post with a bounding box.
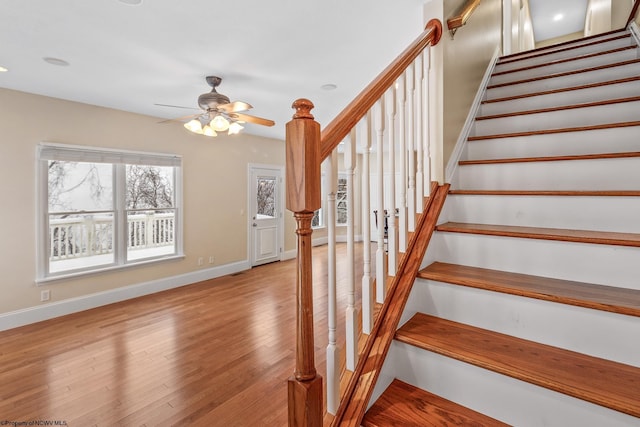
[286,98,323,427]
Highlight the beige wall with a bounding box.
[0,87,294,314]
[585,0,613,36]
[536,31,584,48]
[611,0,634,29]
[441,0,503,168]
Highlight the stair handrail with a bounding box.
[319,19,443,161]
[447,0,481,38]
[628,0,640,26]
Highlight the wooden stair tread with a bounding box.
[498,29,627,62]
[396,313,640,418]
[418,262,640,317]
[476,95,640,121]
[482,76,640,105]
[435,222,640,247]
[497,33,632,66]
[492,45,638,77]
[363,379,508,427]
[467,120,640,141]
[486,58,640,90]
[459,151,640,165]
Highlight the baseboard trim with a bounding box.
[445,44,501,183]
[0,259,250,332]
[629,22,640,47]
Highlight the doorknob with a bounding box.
[252,223,257,227]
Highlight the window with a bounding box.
[312,173,326,229]
[336,174,348,225]
[38,143,182,279]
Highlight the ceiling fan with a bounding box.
[159,76,275,137]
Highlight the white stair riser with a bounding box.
[454,158,640,191]
[473,100,640,136]
[485,62,640,100]
[489,49,639,86]
[388,342,639,427]
[494,37,635,73]
[424,232,640,290]
[406,279,639,366]
[498,31,628,63]
[465,126,640,160]
[443,195,640,233]
[479,80,640,116]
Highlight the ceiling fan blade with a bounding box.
[154,103,200,110]
[157,112,202,124]
[233,112,275,127]
[218,101,253,113]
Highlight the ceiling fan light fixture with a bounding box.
[184,118,203,134]
[228,122,244,135]
[202,125,217,137]
[211,114,230,132]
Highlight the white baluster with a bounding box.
[385,87,398,277]
[345,130,358,372]
[415,54,424,212]
[397,74,408,253]
[325,151,339,414]
[422,47,432,196]
[374,98,387,304]
[360,114,374,334]
[406,64,416,232]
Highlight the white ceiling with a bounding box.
[0,0,589,141]
[529,0,589,42]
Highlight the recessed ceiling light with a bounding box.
[0,66,8,72]
[321,83,337,91]
[553,13,564,21]
[43,57,70,66]
[118,0,143,5]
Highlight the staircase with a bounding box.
[363,29,640,426]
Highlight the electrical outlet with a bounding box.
[209,256,214,264]
[41,290,50,302]
[197,257,204,266]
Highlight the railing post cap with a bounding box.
[426,19,443,46]
[291,98,315,119]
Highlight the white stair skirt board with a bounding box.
[478,79,640,117]
[485,62,640,100]
[442,194,640,233]
[493,36,636,73]
[472,99,640,136]
[464,125,640,160]
[453,157,640,191]
[489,48,639,86]
[425,232,640,290]
[386,341,639,427]
[406,278,639,366]
[498,30,628,63]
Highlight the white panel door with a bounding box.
[250,167,282,266]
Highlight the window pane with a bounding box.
[48,161,112,212]
[336,177,347,225]
[127,209,176,261]
[126,165,174,209]
[312,209,322,228]
[256,176,276,218]
[48,213,114,273]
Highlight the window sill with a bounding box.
[36,254,185,285]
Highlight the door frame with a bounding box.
[247,163,285,267]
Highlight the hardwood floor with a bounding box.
[0,243,371,426]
